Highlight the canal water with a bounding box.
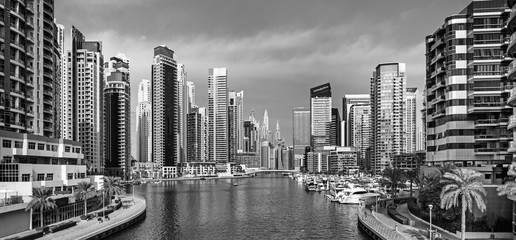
[113,175,372,240]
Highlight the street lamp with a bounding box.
[429,204,433,240]
[376,196,380,213]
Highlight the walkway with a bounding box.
[41,196,145,240]
[395,203,458,240]
[3,196,145,240]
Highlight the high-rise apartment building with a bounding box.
[292,107,310,168]
[103,55,130,177]
[310,83,332,148]
[177,64,187,163]
[198,107,208,162]
[349,104,370,169]
[208,68,228,163]
[0,0,60,137]
[137,79,151,162]
[187,107,202,162]
[228,91,243,162]
[416,89,426,152]
[342,94,370,146]
[404,87,417,153]
[152,45,178,173]
[426,1,512,177]
[370,63,406,174]
[330,108,341,146]
[63,27,104,173]
[187,81,195,109]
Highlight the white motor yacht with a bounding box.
[338,188,380,204]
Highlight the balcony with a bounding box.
[509,8,516,33]
[476,119,502,127]
[431,53,445,65]
[430,38,445,51]
[508,32,516,58]
[432,109,445,118]
[509,88,516,106]
[474,134,511,141]
[509,115,516,130]
[509,141,516,153]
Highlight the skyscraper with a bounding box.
[103,55,131,178]
[342,94,370,146]
[370,63,406,174]
[310,83,332,148]
[292,107,310,168]
[208,68,228,163]
[198,107,208,162]
[63,26,104,173]
[137,79,152,162]
[177,64,188,163]
[152,45,178,175]
[404,87,417,153]
[427,0,511,181]
[228,91,243,162]
[330,108,341,146]
[187,81,195,110]
[349,104,370,169]
[187,107,202,162]
[0,0,60,137]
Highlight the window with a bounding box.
[51,145,57,152]
[46,144,51,151]
[67,173,73,180]
[14,141,23,148]
[28,142,35,149]
[21,174,30,182]
[37,143,44,150]
[79,173,85,179]
[485,174,491,180]
[2,140,11,148]
[37,173,44,181]
[45,173,53,181]
[65,146,71,152]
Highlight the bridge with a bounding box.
[242,169,300,175]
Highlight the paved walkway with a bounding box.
[3,196,145,240]
[372,206,426,240]
[40,196,145,240]
[395,203,458,240]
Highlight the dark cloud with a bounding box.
[56,0,473,145]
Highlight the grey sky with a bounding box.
[56,0,471,146]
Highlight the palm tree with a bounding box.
[380,167,406,198]
[25,187,57,228]
[102,176,125,205]
[497,180,516,196]
[440,168,487,240]
[75,181,94,216]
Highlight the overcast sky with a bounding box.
[56,0,471,146]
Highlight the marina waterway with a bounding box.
[113,174,371,239]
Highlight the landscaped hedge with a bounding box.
[387,207,409,225]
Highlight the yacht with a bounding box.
[338,188,380,204]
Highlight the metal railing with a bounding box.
[358,208,408,240]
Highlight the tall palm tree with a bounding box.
[102,176,125,205]
[440,168,487,240]
[25,187,57,228]
[75,181,94,216]
[380,167,406,198]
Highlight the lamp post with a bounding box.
[376,196,379,212]
[429,204,433,240]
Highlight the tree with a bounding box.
[380,167,406,198]
[405,169,419,198]
[440,168,487,240]
[497,180,516,196]
[74,181,94,216]
[25,187,57,228]
[102,176,125,205]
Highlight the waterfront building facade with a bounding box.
[151,45,178,175]
[370,63,406,174]
[187,107,202,162]
[208,68,229,163]
[342,94,370,146]
[327,146,359,175]
[63,27,104,173]
[178,64,187,163]
[310,83,332,148]
[103,55,131,178]
[136,79,151,162]
[426,1,512,184]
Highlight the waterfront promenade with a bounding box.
[358,202,460,240]
[3,196,146,240]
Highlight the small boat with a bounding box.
[199,177,206,180]
[233,183,238,186]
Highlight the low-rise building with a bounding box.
[392,152,425,171]
[179,162,217,177]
